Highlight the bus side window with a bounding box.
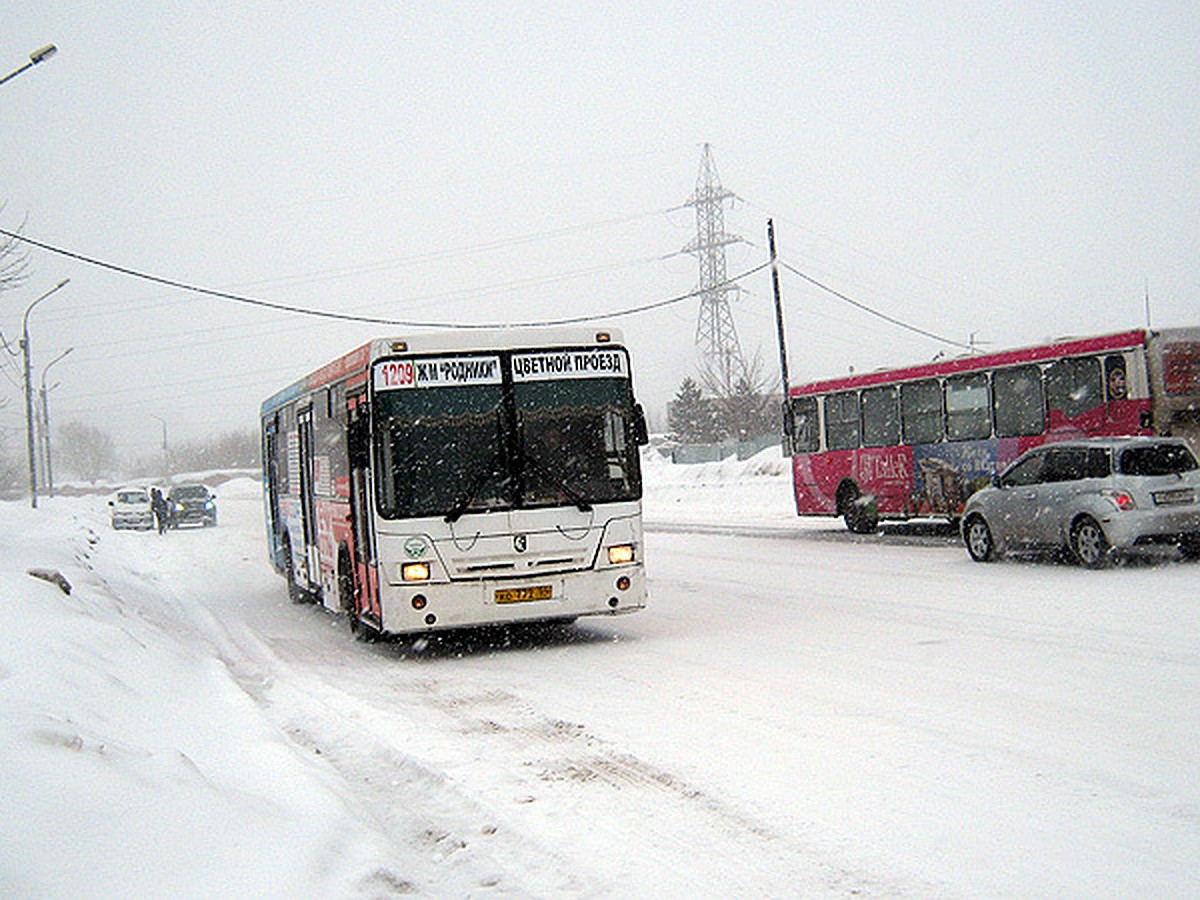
[993,365,1045,438]
[901,379,942,444]
[790,397,820,452]
[861,386,900,447]
[824,391,861,451]
[945,373,991,441]
[1046,356,1103,421]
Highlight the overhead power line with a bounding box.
[2,225,967,349]
[776,257,974,352]
[0,227,768,329]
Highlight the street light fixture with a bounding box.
[21,278,69,508]
[0,44,58,88]
[40,346,73,499]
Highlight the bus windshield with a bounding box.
[375,383,508,520]
[373,358,641,520]
[515,376,640,507]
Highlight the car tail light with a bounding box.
[1102,489,1136,511]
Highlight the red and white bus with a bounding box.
[784,327,1200,532]
[261,328,649,638]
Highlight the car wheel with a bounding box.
[964,514,995,562]
[1180,535,1200,561]
[1070,515,1111,568]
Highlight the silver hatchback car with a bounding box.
[962,437,1200,567]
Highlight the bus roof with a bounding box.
[261,327,626,417]
[790,329,1148,397]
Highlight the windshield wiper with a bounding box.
[444,408,511,523]
[444,456,507,523]
[522,453,592,513]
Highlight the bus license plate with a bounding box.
[494,584,553,604]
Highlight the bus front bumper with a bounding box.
[377,564,646,634]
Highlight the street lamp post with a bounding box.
[40,346,73,498]
[0,44,58,88]
[21,278,69,508]
[150,414,169,479]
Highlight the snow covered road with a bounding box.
[4,459,1199,896]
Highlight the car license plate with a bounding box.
[494,584,553,604]
[1153,489,1195,506]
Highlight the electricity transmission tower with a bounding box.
[682,143,746,394]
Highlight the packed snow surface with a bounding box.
[3,450,1199,896]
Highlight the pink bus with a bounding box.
[785,327,1200,533]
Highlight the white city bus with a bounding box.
[261,328,649,639]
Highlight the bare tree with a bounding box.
[0,209,30,296]
[698,350,781,442]
[57,421,119,484]
[167,429,261,473]
[0,430,22,494]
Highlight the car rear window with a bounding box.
[117,491,147,503]
[1118,444,1199,476]
[1041,447,1112,481]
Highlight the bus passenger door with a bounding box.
[296,407,320,594]
[263,415,283,568]
[347,396,381,626]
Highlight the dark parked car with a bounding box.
[167,483,218,528]
[962,437,1200,567]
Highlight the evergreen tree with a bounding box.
[668,377,719,443]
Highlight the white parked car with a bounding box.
[109,487,154,530]
[962,436,1200,567]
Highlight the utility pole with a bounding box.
[151,414,169,478]
[768,220,792,454]
[21,279,69,508]
[682,143,746,394]
[40,346,73,498]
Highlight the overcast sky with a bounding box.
[3,2,1197,463]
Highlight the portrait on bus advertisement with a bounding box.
[910,441,997,516]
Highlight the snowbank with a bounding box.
[0,487,415,897]
[641,445,805,528]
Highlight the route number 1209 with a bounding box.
[377,361,415,388]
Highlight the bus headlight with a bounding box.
[607,544,635,565]
[401,562,431,581]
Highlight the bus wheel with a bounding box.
[337,546,355,612]
[964,514,994,562]
[349,608,380,642]
[838,482,878,534]
[283,537,306,603]
[1070,516,1111,568]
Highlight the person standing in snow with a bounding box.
[150,487,170,534]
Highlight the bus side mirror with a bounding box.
[781,400,795,436]
[632,403,649,446]
[780,400,795,456]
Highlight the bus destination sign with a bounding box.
[511,348,628,382]
[374,355,503,391]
